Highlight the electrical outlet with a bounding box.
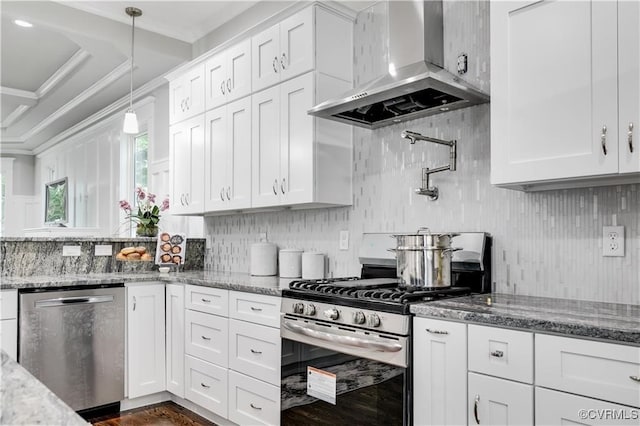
[339,230,349,250]
[602,226,624,257]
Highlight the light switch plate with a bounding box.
[339,230,349,250]
[95,245,113,256]
[62,245,82,257]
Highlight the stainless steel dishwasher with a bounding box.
[19,284,125,412]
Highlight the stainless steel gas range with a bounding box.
[279,232,491,426]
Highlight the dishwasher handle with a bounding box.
[35,295,115,308]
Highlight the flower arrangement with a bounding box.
[119,187,169,237]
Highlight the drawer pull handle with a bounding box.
[201,382,210,389]
[250,306,263,312]
[426,328,449,335]
[490,350,504,358]
[474,395,480,424]
[250,349,262,354]
[629,122,634,153]
[250,403,262,410]
[201,298,211,303]
[630,375,640,382]
[601,125,608,156]
[201,335,211,341]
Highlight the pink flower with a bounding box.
[138,190,146,201]
[119,200,131,211]
[147,193,156,203]
[160,198,170,211]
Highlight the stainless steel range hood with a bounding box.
[308,0,489,130]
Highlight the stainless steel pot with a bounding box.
[391,229,460,288]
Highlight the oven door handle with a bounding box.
[282,320,403,353]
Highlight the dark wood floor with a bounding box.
[88,401,216,426]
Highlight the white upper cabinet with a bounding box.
[169,64,205,125]
[170,115,205,215]
[491,0,639,190]
[252,25,281,93]
[619,0,640,174]
[205,40,252,110]
[205,97,252,212]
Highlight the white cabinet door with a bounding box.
[0,319,17,360]
[228,370,281,426]
[185,309,229,368]
[169,77,185,125]
[166,284,184,398]
[183,65,205,120]
[169,122,189,215]
[226,97,252,209]
[413,318,467,426]
[185,355,228,418]
[536,387,640,426]
[252,25,281,92]
[619,0,640,174]
[228,319,281,386]
[204,106,228,211]
[468,372,533,426]
[279,72,314,205]
[183,115,205,214]
[491,0,618,186]
[251,86,281,208]
[127,284,166,398]
[205,52,228,110]
[279,7,314,81]
[227,39,252,103]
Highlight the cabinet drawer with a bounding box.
[229,291,280,328]
[185,355,228,418]
[468,324,533,383]
[468,372,533,426]
[536,387,639,426]
[229,370,280,426]
[0,319,17,360]
[229,319,281,385]
[536,334,640,408]
[185,285,228,316]
[0,290,17,320]
[185,310,228,367]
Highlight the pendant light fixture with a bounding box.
[123,7,142,134]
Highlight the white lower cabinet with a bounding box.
[229,319,281,386]
[413,317,467,426]
[166,284,185,398]
[228,369,280,426]
[536,387,639,426]
[127,283,166,399]
[0,289,17,360]
[468,372,534,426]
[185,309,229,367]
[185,354,228,418]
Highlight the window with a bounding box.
[134,132,149,195]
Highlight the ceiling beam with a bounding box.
[1,105,32,129]
[0,87,38,106]
[36,49,91,98]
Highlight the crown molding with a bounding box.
[0,148,33,155]
[0,87,38,105]
[36,49,91,98]
[1,105,32,129]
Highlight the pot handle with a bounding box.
[440,247,463,258]
[387,248,397,252]
[417,227,431,234]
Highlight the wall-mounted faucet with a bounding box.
[400,130,457,200]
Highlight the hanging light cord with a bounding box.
[129,12,135,111]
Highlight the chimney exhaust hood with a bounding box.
[308,0,489,130]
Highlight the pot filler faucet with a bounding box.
[401,130,457,201]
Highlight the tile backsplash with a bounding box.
[205,1,639,304]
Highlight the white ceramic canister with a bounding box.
[250,242,278,276]
[301,252,325,279]
[279,249,303,278]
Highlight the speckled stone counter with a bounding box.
[410,293,640,345]
[0,271,290,296]
[0,351,88,425]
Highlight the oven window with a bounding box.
[281,338,407,425]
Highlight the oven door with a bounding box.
[281,315,411,426]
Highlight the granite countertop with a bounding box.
[410,293,640,345]
[0,270,290,296]
[0,351,89,426]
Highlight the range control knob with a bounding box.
[304,304,316,316]
[323,308,340,320]
[352,311,366,325]
[367,313,381,327]
[293,302,304,314]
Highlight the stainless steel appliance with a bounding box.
[19,284,125,412]
[280,232,491,425]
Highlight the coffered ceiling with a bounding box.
[0,1,373,155]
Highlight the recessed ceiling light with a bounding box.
[14,19,33,28]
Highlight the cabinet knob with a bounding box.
[601,125,608,156]
[490,350,504,358]
[629,122,634,153]
[273,56,279,73]
[281,52,287,70]
[474,395,481,424]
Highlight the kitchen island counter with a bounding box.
[0,350,89,426]
[411,293,640,345]
[1,271,289,296]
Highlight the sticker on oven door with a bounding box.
[307,366,336,405]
